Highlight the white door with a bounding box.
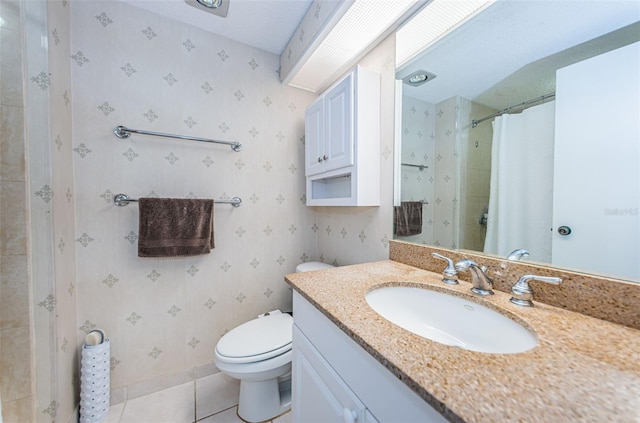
[552,42,640,280]
[305,97,325,176]
[324,72,354,172]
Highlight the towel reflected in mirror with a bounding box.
[394,201,423,237]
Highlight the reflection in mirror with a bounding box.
[394,1,640,282]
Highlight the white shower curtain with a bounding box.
[484,101,555,262]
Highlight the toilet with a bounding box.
[214,261,335,423]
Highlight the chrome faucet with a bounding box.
[510,275,562,307]
[431,253,458,285]
[507,249,530,260]
[455,259,494,296]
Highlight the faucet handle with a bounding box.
[507,249,530,260]
[510,275,562,307]
[431,253,459,285]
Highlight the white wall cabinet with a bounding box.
[304,66,380,206]
[292,291,447,423]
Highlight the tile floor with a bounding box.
[101,376,291,423]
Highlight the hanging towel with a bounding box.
[394,201,423,236]
[138,197,214,257]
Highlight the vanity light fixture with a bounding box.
[284,0,423,93]
[402,69,436,87]
[185,0,229,17]
[396,0,496,67]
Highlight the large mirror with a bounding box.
[393,1,640,282]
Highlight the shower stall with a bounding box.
[397,94,496,250]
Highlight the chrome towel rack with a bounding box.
[401,163,428,171]
[395,199,429,205]
[113,194,242,207]
[113,126,242,152]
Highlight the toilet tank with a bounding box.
[295,262,335,273]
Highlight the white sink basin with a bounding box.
[366,286,537,354]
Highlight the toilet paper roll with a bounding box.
[85,329,106,347]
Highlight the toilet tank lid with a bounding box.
[296,262,335,272]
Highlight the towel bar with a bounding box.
[113,194,242,207]
[401,163,428,171]
[114,126,242,152]
[397,200,428,205]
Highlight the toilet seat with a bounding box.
[215,313,293,364]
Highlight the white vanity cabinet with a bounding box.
[292,291,447,423]
[304,66,380,206]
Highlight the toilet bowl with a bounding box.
[214,261,334,422]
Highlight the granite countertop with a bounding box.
[285,260,640,423]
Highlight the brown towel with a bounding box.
[138,197,214,257]
[394,201,423,236]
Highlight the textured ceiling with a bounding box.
[399,1,640,110]
[119,0,313,55]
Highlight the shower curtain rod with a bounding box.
[471,93,555,128]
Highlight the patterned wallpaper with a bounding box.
[398,95,436,245]
[431,96,459,249]
[48,1,79,418]
[70,1,317,391]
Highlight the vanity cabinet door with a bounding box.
[292,325,374,423]
[293,291,447,422]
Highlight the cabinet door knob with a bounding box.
[317,157,323,163]
[342,408,358,423]
[323,154,328,161]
